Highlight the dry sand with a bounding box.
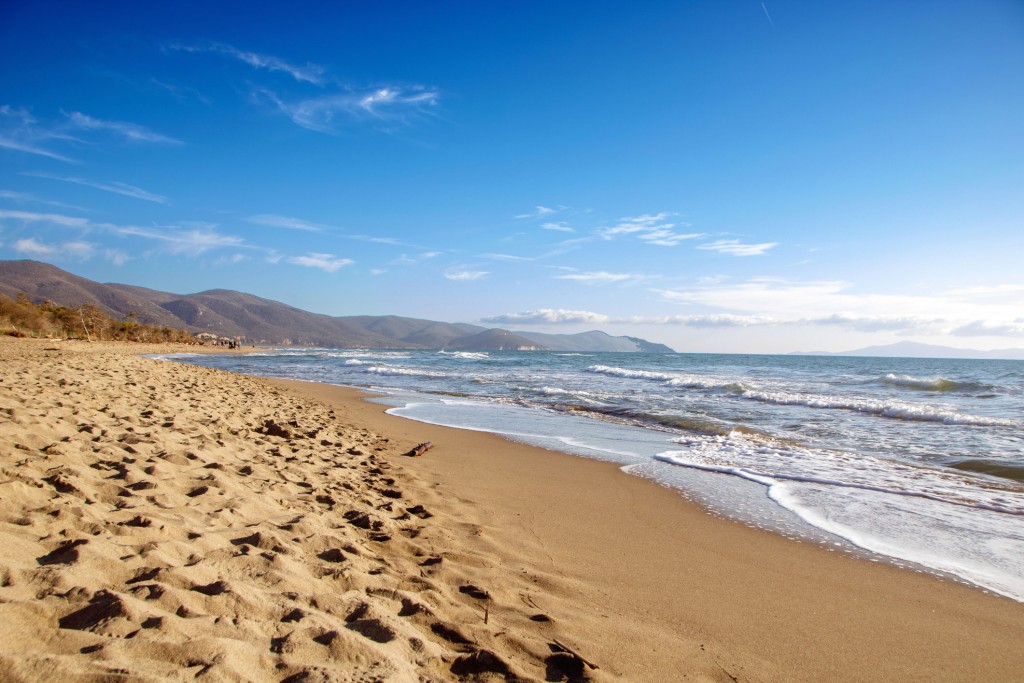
[0,338,1021,682]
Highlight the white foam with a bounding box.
[739,387,1015,426]
[656,433,1024,601]
[362,365,448,378]
[438,350,490,360]
[587,364,1016,427]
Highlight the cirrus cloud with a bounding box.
[697,239,777,256]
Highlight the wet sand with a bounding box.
[1,338,1021,681]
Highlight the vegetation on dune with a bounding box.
[0,292,195,343]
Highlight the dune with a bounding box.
[0,337,1021,682]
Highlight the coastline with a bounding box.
[0,339,1021,681]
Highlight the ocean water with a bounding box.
[158,349,1024,602]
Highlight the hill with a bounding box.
[0,260,676,352]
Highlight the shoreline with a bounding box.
[0,338,1021,681]
[271,377,1024,681]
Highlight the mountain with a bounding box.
[792,340,1024,361]
[514,330,674,353]
[0,260,675,352]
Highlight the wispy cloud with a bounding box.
[1,106,179,163]
[541,221,574,233]
[246,213,329,232]
[171,42,326,85]
[0,189,88,212]
[480,252,533,262]
[697,239,777,256]
[12,236,94,260]
[286,252,353,272]
[555,271,647,284]
[170,42,439,134]
[261,86,440,134]
[0,137,77,163]
[514,205,566,219]
[0,208,91,228]
[444,268,488,281]
[113,224,247,256]
[0,106,78,163]
[599,212,704,246]
[65,112,182,145]
[26,172,168,204]
[482,309,610,325]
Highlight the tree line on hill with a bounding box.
[0,292,195,343]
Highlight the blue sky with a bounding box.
[1,1,1022,353]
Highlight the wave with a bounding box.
[586,364,746,391]
[656,434,1024,514]
[362,365,448,378]
[950,459,1024,483]
[438,351,490,360]
[881,374,991,392]
[587,365,1016,427]
[739,388,1016,426]
[656,434,1024,602]
[344,359,367,365]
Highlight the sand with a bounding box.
[0,338,1021,682]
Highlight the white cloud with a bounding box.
[0,209,91,228]
[654,314,775,327]
[482,309,611,325]
[62,240,94,259]
[636,228,704,246]
[0,189,88,212]
[0,106,78,163]
[514,205,565,219]
[263,87,439,134]
[65,112,182,145]
[114,225,247,256]
[26,172,168,204]
[541,221,574,233]
[213,253,248,266]
[370,268,387,276]
[286,252,353,272]
[105,249,129,266]
[0,136,77,163]
[480,252,533,262]
[697,239,777,256]
[172,42,326,85]
[556,271,646,284]
[802,313,946,333]
[654,277,1024,338]
[444,269,488,281]
[599,212,703,246]
[950,320,1024,338]
[246,213,329,232]
[12,237,93,260]
[12,237,55,255]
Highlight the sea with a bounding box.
[156,348,1024,602]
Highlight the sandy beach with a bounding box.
[1,338,1022,682]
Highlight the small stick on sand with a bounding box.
[553,639,599,670]
[403,442,433,457]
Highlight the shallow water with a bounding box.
[159,349,1024,601]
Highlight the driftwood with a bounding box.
[403,442,433,457]
[552,639,599,670]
